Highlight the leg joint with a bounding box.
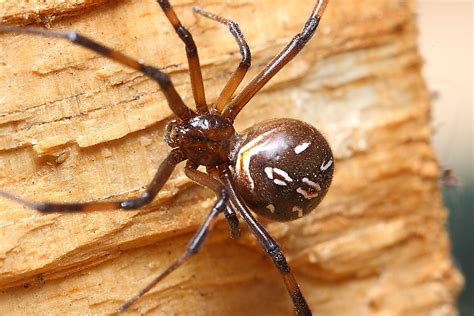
[157,0,171,11]
[176,26,197,53]
[224,204,241,239]
[142,65,170,85]
[120,192,152,209]
[268,246,291,273]
[239,43,251,67]
[214,188,228,211]
[300,17,319,43]
[227,23,251,67]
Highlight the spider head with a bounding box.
[164,114,238,166]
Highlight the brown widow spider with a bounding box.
[0,1,333,315]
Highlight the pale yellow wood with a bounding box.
[0,0,463,315]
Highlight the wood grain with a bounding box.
[0,0,463,315]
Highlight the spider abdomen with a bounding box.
[232,119,333,221]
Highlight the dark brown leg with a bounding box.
[157,0,208,114]
[205,166,241,238]
[220,168,312,316]
[222,0,328,121]
[0,149,186,212]
[193,6,251,113]
[0,26,195,120]
[118,173,227,313]
[186,162,241,239]
[223,202,241,239]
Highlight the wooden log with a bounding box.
[0,0,463,315]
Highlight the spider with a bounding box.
[0,1,333,315]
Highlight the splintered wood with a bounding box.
[0,0,463,315]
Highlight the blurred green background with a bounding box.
[418,1,473,315]
[445,182,474,315]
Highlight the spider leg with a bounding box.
[0,25,195,120]
[157,0,207,114]
[118,176,227,313]
[220,168,311,316]
[224,202,241,239]
[222,0,329,121]
[0,149,186,212]
[205,165,241,238]
[187,162,241,239]
[193,6,251,113]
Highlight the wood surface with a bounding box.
[0,0,463,315]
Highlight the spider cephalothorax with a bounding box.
[0,1,331,315]
[165,115,237,166]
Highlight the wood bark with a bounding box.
[0,0,463,315]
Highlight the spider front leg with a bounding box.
[221,169,312,316]
[157,0,207,114]
[0,149,185,212]
[187,163,241,239]
[223,0,329,121]
[118,163,230,312]
[0,25,195,119]
[193,6,251,113]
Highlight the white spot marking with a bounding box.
[320,159,333,171]
[264,167,273,179]
[302,177,322,191]
[292,206,304,218]
[272,168,293,182]
[294,142,311,154]
[297,187,318,199]
[266,204,275,213]
[273,179,287,186]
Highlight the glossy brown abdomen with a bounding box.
[232,119,334,221]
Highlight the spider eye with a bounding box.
[232,119,334,222]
